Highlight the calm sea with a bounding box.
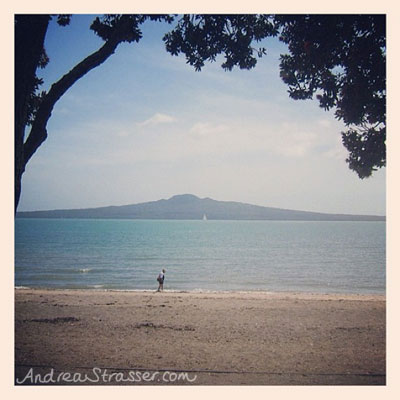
[14,219,386,294]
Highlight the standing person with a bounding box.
[157,269,166,292]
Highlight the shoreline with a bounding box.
[15,286,385,302]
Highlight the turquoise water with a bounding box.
[14,219,386,294]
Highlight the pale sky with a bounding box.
[18,14,386,215]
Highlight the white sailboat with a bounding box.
[203,214,207,221]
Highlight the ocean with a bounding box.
[14,219,386,294]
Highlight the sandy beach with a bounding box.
[14,288,386,385]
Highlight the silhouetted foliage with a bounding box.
[15,14,386,212]
[165,14,386,179]
[275,15,386,178]
[163,14,278,71]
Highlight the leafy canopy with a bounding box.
[276,15,386,178]
[163,14,278,71]
[163,14,386,178]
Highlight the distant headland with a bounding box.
[16,194,385,221]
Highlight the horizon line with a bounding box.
[16,193,386,218]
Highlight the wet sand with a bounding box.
[14,288,386,385]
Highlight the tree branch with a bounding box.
[23,36,121,166]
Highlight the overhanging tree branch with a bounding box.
[23,36,121,165]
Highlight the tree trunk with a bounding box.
[15,15,50,213]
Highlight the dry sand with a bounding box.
[14,288,386,385]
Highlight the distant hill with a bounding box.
[16,194,385,221]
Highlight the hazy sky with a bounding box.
[18,14,386,215]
